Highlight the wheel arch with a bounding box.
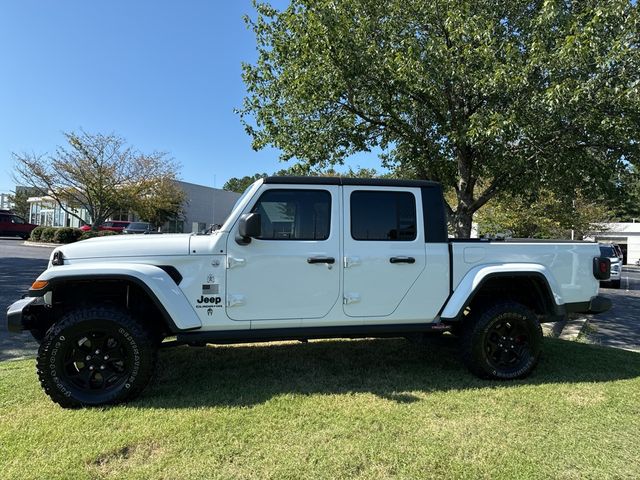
[28,264,202,333]
[440,265,565,323]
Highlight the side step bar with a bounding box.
[174,322,451,346]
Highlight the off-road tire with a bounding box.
[460,302,542,380]
[29,328,48,344]
[37,306,157,408]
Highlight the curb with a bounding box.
[558,317,588,341]
[22,241,59,248]
[542,316,589,341]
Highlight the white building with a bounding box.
[27,181,240,233]
[585,222,640,265]
[27,197,89,227]
[175,180,240,232]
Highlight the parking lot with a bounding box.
[589,268,640,352]
[0,238,52,360]
[1,237,639,361]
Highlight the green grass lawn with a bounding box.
[1,336,639,479]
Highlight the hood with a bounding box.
[56,234,192,260]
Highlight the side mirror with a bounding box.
[236,213,261,245]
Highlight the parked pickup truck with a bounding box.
[7,177,612,407]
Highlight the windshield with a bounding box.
[599,246,615,257]
[230,184,255,212]
[128,222,149,229]
[220,180,263,231]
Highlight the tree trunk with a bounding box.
[454,147,476,238]
[453,209,473,238]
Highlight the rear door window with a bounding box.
[350,191,417,241]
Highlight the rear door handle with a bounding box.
[307,256,336,264]
[389,256,415,264]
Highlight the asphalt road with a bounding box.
[0,238,52,360]
[588,267,640,352]
[0,238,638,361]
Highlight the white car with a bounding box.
[7,176,612,407]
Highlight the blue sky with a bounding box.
[0,0,379,193]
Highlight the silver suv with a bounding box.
[599,244,621,288]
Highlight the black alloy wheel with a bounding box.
[483,318,533,374]
[461,302,542,380]
[37,307,157,408]
[61,330,131,392]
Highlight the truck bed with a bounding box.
[449,239,601,306]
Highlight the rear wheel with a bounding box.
[37,306,157,408]
[461,302,542,380]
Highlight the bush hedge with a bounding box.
[28,227,121,243]
[29,227,88,244]
[53,227,83,244]
[39,227,58,243]
[29,226,45,242]
[79,230,120,241]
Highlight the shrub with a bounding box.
[53,227,83,244]
[79,230,120,241]
[39,227,58,243]
[29,226,45,242]
[79,230,99,241]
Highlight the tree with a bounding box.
[132,178,186,229]
[607,167,640,222]
[7,186,40,219]
[13,131,182,229]
[223,165,381,193]
[475,190,613,239]
[223,173,268,193]
[240,0,639,237]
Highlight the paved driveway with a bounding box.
[0,238,52,360]
[588,267,640,352]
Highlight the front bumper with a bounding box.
[6,297,40,333]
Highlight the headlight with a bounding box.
[611,264,620,272]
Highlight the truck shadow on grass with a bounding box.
[138,336,640,409]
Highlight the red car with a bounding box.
[79,220,130,232]
[0,210,38,239]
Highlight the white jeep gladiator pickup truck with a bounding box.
[7,177,612,407]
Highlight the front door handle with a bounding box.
[390,256,415,264]
[307,256,336,264]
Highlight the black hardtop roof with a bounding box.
[263,176,440,188]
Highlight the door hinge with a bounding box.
[227,257,246,269]
[227,294,246,307]
[343,293,361,305]
[343,256,361,268]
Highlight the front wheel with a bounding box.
[29,327,48,344]
[611,279,621,289]
[460,302,542,380]
[36,307,157,408]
